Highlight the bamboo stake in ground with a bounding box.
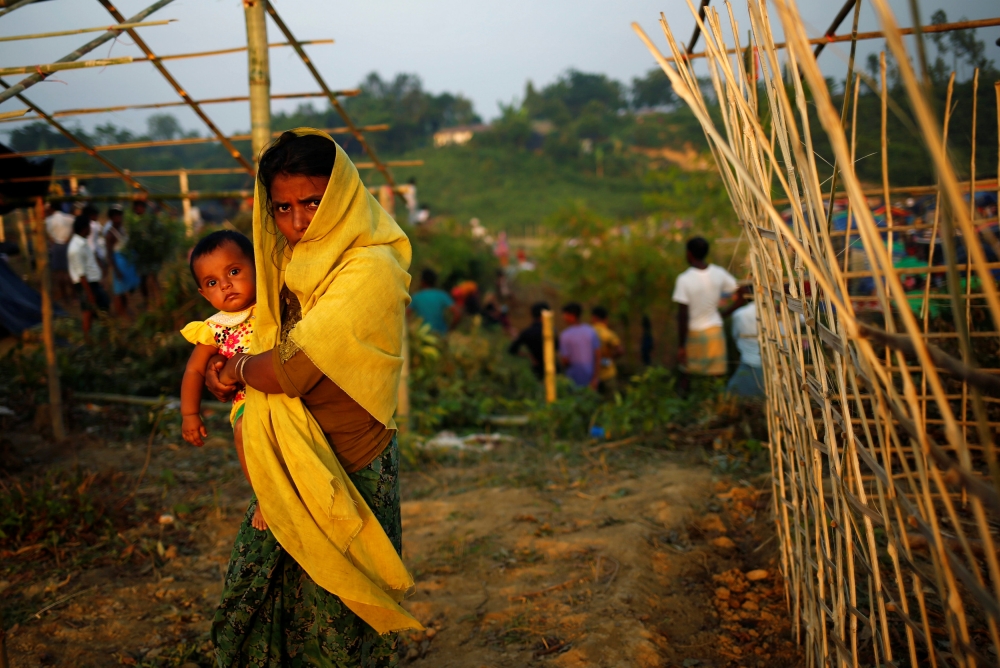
[542,310,556,404]
[29,198,65,443]
[244,0,271,164]
[178,169,192,237]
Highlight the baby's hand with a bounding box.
[182,414,208,447]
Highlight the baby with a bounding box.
[179,230,266,530]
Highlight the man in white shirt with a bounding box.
[45,202,76,303]
[672,236,744,389]
[726,298,765,398]
[67,215,109,337]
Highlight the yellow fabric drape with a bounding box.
[243,128,420,634]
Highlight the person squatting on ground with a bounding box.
[590,305,623,394]
[179,230,265,531]
[199,129,420,665]
[67,214,110,338]
[509,300,549,379]
[559,302,602,390]
[673,236,744,392]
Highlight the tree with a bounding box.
[631,68,675,110]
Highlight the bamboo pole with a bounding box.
[378,185,396,218]
[669,15,1000,63]
[0,108,27,121]
[96,0,254,175]
[813,0,857,57]
[542,309,556,404]
[0,56,133,77]
[179,170,192,237]
[0,0,175,107]
[264,2,398,189]
[0,89,358,125]
[0,124,390,160]
[0,0,37,16]
[244,0,271,165]
[0,20,174,43]
[29,198,65,443]
[147,39,333,64]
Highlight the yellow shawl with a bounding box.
[243,128,420,634]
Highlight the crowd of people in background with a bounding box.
[42,199,167,339]
[408,233,766,401]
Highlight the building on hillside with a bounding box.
[433,124,490,148]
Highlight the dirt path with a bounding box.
[1,424,801,667]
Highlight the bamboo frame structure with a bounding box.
[0,0,176,107]
[636,1,1000,666]
[96,0,254,174]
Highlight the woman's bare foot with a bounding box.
[252,504,268,531]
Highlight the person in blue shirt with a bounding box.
[409,268,455,334]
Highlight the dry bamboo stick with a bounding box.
[244,0,271,165]
[0,56,134,77]
[96,0,253,175]
[0,108,27,120]
[0,19,174,43]
[772,178,1000,205]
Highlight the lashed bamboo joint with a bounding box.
[636,1,1000,666]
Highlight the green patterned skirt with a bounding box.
[212,438,402,668]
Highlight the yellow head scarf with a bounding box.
[243,128,420,634]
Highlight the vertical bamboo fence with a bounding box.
[636,1,1000,666]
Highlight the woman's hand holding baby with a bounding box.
[206,353,238,401]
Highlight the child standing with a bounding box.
[179,230,266,530]
[673,237,744,389]
[67,214,110,338]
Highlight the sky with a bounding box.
[0,0,997,138]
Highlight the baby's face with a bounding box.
[193,242,256,312]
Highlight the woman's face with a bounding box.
[270,173,331,248]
